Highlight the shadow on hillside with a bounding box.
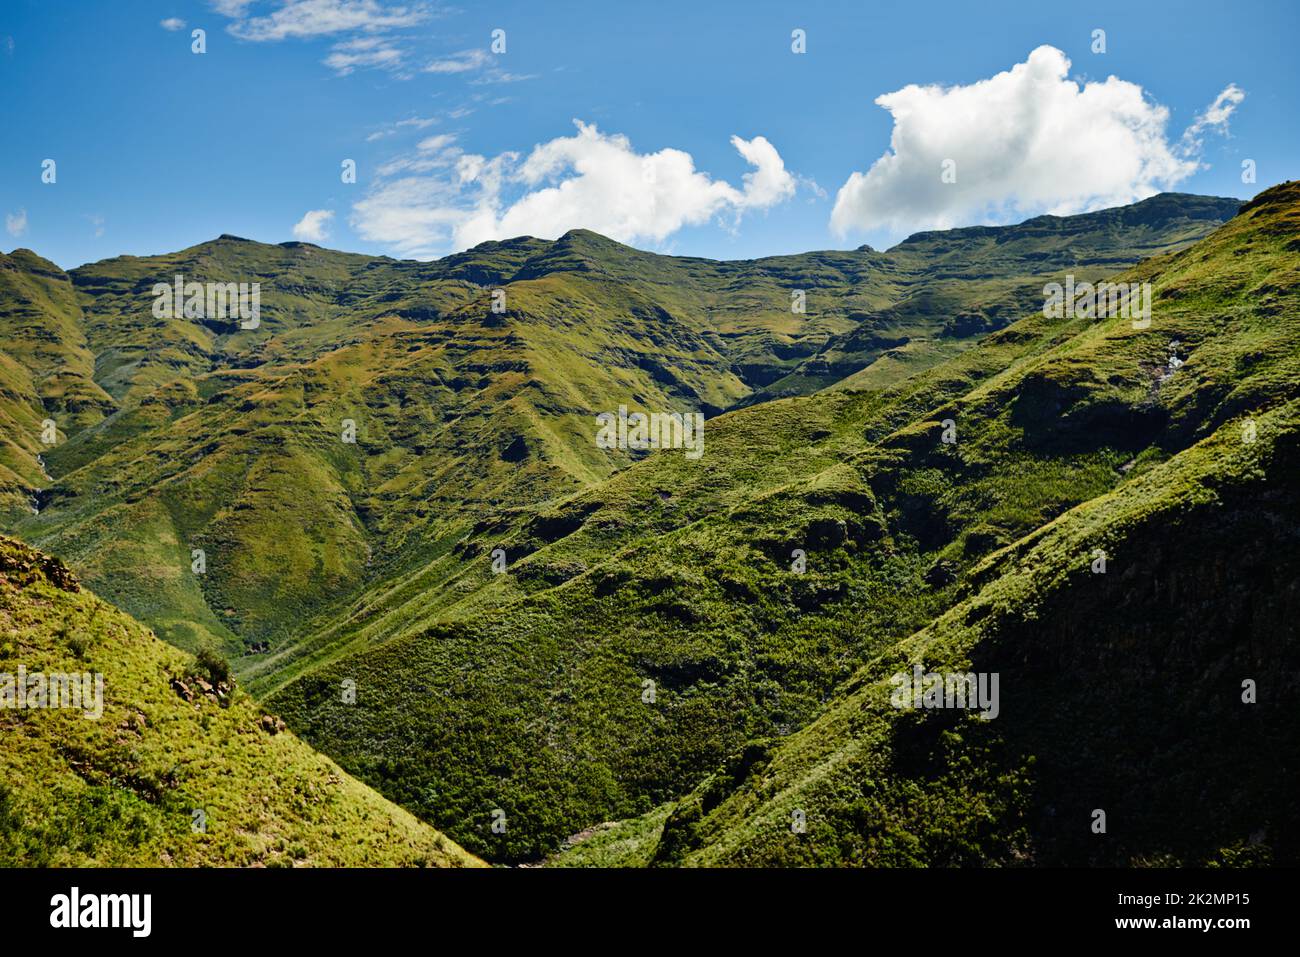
[891,437,1300,865]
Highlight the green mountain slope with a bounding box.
[743,192,1243,400]
[263,183,1298,863]
[0,250,115,520]
[555,398,1300,866]
[0,534,481,867]
[0,195,1236,664]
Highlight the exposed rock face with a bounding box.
[0,538,80,592]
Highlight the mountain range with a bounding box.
[1,183,1295,865]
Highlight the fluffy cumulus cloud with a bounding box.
[352,121,797,258]
[292,208,335,241]
[831,46,1244,236]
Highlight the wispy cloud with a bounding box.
[160,17,187,31]
[219,0,429,42]
[470,70,537,85]
[324,35,403,75]
[1182,83,1245,150]
[212,1,256,15]
[423,48,490,74]
[6,209,28,238]
[424,47,534,84]
[210,2,523,87]
[366,114,459,141]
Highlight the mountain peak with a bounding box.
[1,247,68,278]
[557,227,628,248]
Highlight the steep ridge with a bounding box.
[0,534,481,866]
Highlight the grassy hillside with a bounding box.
[0,534,480,867]
[552,183,1300,866]
[748,192,1243,401]
[264,183,1298,863]
[0,250,115,520]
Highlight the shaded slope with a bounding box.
[569,398,1300,866]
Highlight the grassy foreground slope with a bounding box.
[0,534,480,867]
[267,183,1299,864]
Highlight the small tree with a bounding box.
[194,647,230,687]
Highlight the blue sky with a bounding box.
[2,0,1297,269]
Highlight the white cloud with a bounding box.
[469,70,537,85]
[830,46,1243,236]
[324,35,402,74]
[212,1,255,15]
[732,135,800,209]
[415,133,457,152]
[292,209,335,241]
[222,0,427,42]
[1182,83,1245,149]
[160,17,187,31]
[422,48,533,85]
[86,214,105,238]
[366,114,439,140]
[351,121,797,258]
[5,209,27,238]
[423,49,490,74]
